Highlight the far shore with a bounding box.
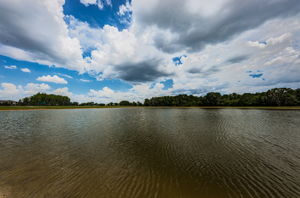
[1,106,300,111]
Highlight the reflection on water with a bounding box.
[0,108,299,198]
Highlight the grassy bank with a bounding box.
[0,106,109,110]
[1,106,300,111]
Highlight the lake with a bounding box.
[0,108,299,198]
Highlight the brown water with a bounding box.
[0,108,299,198]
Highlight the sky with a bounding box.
[0,0,300,103]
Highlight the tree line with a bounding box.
[144,88,300,106]
[18,93,74,106]
[2,88,300,106]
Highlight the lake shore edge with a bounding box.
[1,106,300,111]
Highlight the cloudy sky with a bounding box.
[0,0,300,103]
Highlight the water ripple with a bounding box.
[0,108,299,198]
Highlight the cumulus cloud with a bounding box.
[88,83,169,103]
[67,18,173,82]
[0,83,20,99]
[37,75,68,84]
[0,81,171,103]
[4,65,17,69]
[79,0,111,10]
[66,0,300,86]
[21,68,31,73]
[132,0,300,53]
[226,55,249,64]
[80,0,97,6]
[118,1,131,16]
[24,83,51,95]
[1,0,300,102]
[117,1,132,25]
[0,81,170,103]
[66,10,300,98]
[0,0,86,71]
[0,82,51,100]
[115,60,171,82]
[52,87,72,97]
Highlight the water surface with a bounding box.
[0,108,299,198]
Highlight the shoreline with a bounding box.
[1,106,300,111]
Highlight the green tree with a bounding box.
[265,88,298,106]
[203,92,222,106]
[19,93,71,106]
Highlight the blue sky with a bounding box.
[64,0,130,30]
[0,55,132,95]
[0,0,136,101]
[0,0,300,102]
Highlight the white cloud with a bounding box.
[37,75,68,84]
[66,10,300,98]
[4,65,17,69]
[118,1,131,16]
[21,68,31,73]
[105,0,112,7]
[80,79,91,82]
[24,83,51,95]
[53,87,72,97]
[57,73,73,79]
[247,41,267,49]
[87,83,171,103]
[0,82,51,100]
[1,0,300,102]
[117,1,132,25]
[96,1,104,9]
[68,17,172,82]
[267,33,292,46]
[79,0,111,10]
[80,0,97,6]
[0,83,20,99]
[131,0,300,53]
[0,0,87,72]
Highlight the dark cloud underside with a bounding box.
[135,0,300,53]
[118,61,170,82]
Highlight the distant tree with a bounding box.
[0,100,17,106]
[203,92,222,106]
[221,93,241,106]
[19,93,71,106]
[119,101,131,106]
[142,88,300,107]
[144,99,150,106]
[238,93,258,106]
[80,102,95,106]
[72,102,79,106]
[295,89,300,105]
[16,88,300,107]
[265,88,298,106]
